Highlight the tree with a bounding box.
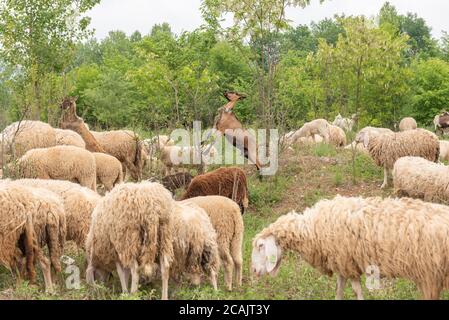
[410,58,449,124]
[201,0,325,127]
[283,17,411,128]
[311,17,344,46]
[378,2,438,59]
[442,32,449,62]
[0,0,100,119]
[282,25,317,54]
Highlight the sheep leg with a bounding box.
[130,260,140,294]
[116,262,130,293]
[420,284,442,300]
[336,275,347,300]
[231,234,243,288]
[39,255,54,293]
[350,279,364,300]
[160,256,170,300]
[86,264,96,284]
[210,270,218,291]
[222,253,234,291]
[381,167,389,189]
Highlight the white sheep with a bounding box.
[10,179,101,250]
[252,195,449,300]
[1,120,56,165]
[143,135,175,156]
[93,152,123,192]
[368,129,440,189]
[333,114,357,132]
[170,202,220,289]
[160,145,215,175]
[290,119,330,144]
[0,183,66,292]
[54,128,86,149]
[85,182,174,299]
[344,141,369,154]
[398,117,418,131]
[328,125,347,147]
[393,156,449,203]
[181,196,244,291]
[16,145,97,191]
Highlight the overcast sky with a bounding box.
[88,0,449,40]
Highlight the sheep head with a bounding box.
[251,235,282,278]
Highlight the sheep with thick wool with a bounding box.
[16,145,97,191]
[328,125,347,147]
[170,202,219,289]
[393,156,449,203]
[10,179,101,250]
[181,196,244,291]
[54,129,86,149]
[367,129,440,189]
[0,184,40,287]
[0,183,66,291]
[290,119,330,144]
[91,130,146,181]
[85,182,174,299]
[181,167,249,214]
[1,120,56,166]
[252,195,449,300]
[399,117,418,131]
[93,152,123,192]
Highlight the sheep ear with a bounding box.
[264,236,279,273]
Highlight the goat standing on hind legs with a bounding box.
[211,92,263,179]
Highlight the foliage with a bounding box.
[0,1,448,132]
[410,58,449,124]
[0,0,100,120]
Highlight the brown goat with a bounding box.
[181,167,249,214]
[59,97,106,153]
[213,92,262,173]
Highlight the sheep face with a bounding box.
[251,236,282,277]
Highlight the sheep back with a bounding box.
[256,195,449,291]
[368,129,440,169]
[17,145,97,190]
[393,156,449,203]
[1,121,56,162]
[86,182,174,276]
[55,129,86,149]
[181,167,249,213]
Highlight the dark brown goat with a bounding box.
[181,167,249,214]
[161,172,193,194]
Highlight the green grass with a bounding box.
[0,141,441,300]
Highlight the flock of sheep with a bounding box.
[2,105,449,300]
